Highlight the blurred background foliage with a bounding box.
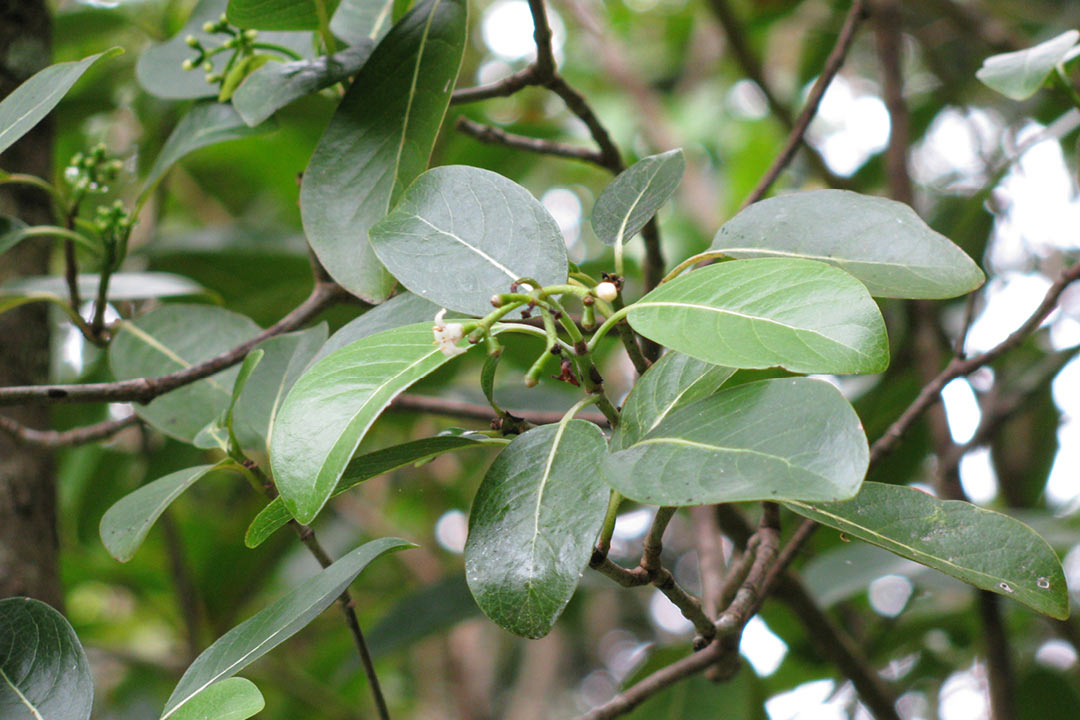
[31,0,1080,717]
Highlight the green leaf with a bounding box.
[233,324,328,462]
[137,0,311,100]
[270,322,492,523]
[604,378,868,506]
[232,43,374,126]
[611,351,734,451]
[710,190,985,299]
[627,258,889,375]
[370,165,569,317]
[365,574,479,657]
[143,103,275,196]
[300,0,467,303]
[310,291,438,365]
[465,419,609,638]
[331,0,396,44]
[0,49,121,156]
[169,678,264,720]
[227,0,343,30]
[591,149,684,246]
[0,216,28,255]
[247,432,498,547]
[109,304,262,442]
[161,537,413,719]
[976,30,1080,101]
[785,482,1070,619]
[100,463,230,562]
[0,272,209,301]
[0,598,93,720]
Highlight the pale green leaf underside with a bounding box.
[976,30,1080,100]
[711,190,985,299]
[143,103,273,195]
[109,305,262,442]
[370,165,569,317]
[300,0,467,302]
[247,432,498,547]
[0,598,93,720]
[161,538,413,719]
[0,272,207,301]
[227,0,343,30]
[310,292,439,365]
[611,351,735,451]
[0,49,120,156]
[232,43,374,127]
[591,148,684,246]
[270,322,500,524]
[168,678,264,720]
[605,378,868,506]
[331,0,396,44]
[786,482,1069,619]
[100,464,226,562]
[466,420,609,638]
[628,258,889,375]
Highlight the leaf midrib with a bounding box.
[0,666,45,720]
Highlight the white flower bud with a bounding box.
[433,310,467,356]
[595,281,618,302]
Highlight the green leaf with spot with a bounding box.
[711,190,985,299]
[786,482,1069,619]
[976,30,1080,100]
[370,165,569,317]
[109,304,262,442]
[0,49,121,156]
[627,258,889,375]
[169,678,264,720]
[611,351,734,451]
[300,0,467,303]
[605,378,868,506]
[0,598,93,720]
[270,322,495,524]
[591,149,684,246]
[465,420,609,638]
[161,538,413,719]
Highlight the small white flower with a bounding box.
[433,309,467,357]
[595,281,619,302]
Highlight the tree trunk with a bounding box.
[0,0,62,608]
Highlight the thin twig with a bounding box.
[451,65,540,104]
[456,117,605,165]
[0,413,138,446]
[740,0,867,209]
[0,282,346,406]
[978,590,1016,720]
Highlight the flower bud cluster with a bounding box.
[63,145,123,195]
[181,15,259,86]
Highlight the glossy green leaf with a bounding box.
[0,216,28,255]
[271,322,491,523]
[227,0,343,30]
[0,49,120,155]
[232,43,374,126]
[370,165,569,317]
[331,0,395,44]
[627,258,889,375]
[591,149,684,246]
[310,291,438,365]
[611,351,734,451]
[465,420,609,638]
[169,678,264,720]
[604,378,868,506]
[100,463,230,562]
[786,482,1070,619]
[711,190,985,299]
[233,324,328,461]
[247,432,498,547]
[109,305,262,442]
[976,30,1080,100]
[300,0,467,302]
[137,0,311,100]
[0,272,209,301]
[161,537,413,719]
[143,103,275,195]
[0,598,93,720]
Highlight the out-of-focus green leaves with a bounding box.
[976,30,1080,100]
